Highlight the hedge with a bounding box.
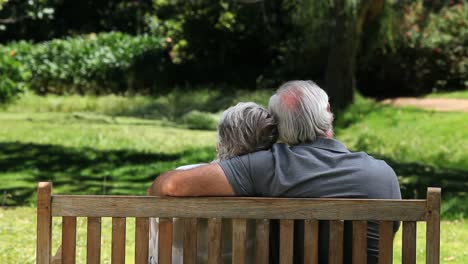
[1,32,164,96]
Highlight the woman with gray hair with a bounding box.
[149,102,278,264]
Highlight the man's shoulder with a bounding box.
[357,152,395,173]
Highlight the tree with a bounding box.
[325,0,385,110]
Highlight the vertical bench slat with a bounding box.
[232,219,247,264]
[378,221,394,264]
[255,219,270,264]
[304,219,319,264]
[426,188,441,264]
[37,182,52,264]
[62,216,77,264]
[159,218,173,264]
[352,220,367,264]
[112,217,126,264]
[135,217,149,264]
[87,217,101,264]
[183,218,198,264]
[279,219,294,264]
[329,220,344,264]
[402,221,417,264]
[208,218,222,264]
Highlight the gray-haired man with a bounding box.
[149,81,401,263]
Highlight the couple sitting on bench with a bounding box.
[148,80,402,264]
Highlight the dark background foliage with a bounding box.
[0,0,466,103]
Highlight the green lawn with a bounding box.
[0,92,467,263]
[335,96,468,215]
[1,207,467,264]
[0,112,217,205]
[1,94,467,212]
[425,90,468,99]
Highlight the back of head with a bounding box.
[268,80,333,145]
[217,102,278,160]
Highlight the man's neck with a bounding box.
[323,129,334,139]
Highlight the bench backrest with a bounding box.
[36,182,440,264]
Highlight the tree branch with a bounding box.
[0,16,25,24]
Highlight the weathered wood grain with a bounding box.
[426,188,441,264]
[255,219,269,264]
[304,219,319,264]
[86,217,101,264]
[352,220,367,264]
[158,218,173,264]
[52,196,427,220]
[378,221,394,264]
[402,221,416,264]
[37,182,52,264]
[232,219,247,264]
[41,186,441,264]
[279,219,294,264]
[208,218,222,264]
[62,216,77,264]
[135,217,149,264]
[329,220,344,264]
[183,218,198,264]
[111,217,126,264]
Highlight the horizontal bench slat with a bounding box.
[51,195,427,220]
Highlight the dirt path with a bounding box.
[382,97,468,112]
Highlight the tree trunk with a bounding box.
[325,0,384,110]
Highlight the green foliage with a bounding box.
[144,0,303,86]
[359,1,468,96]
[0,48,30,104]
[0,0,153,41]
[401,1,467,89]
[0,0,54,32]
[442,195,468,220]
[2,32,164,94]
[182,110,219,130]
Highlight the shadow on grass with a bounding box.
[0,142,215,206]
[1,141,466,210]
[374,155,468,219]
[370,155,468,199]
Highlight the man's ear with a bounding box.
[327,103,331,113]
[216,143,220,153]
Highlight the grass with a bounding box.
[2,89,275,123]
[425,89,468,99]
[0,112,217,205]
[335,96,468,207]
[1,92,467,213]
[1,207,467,264]
[0,90,467,263]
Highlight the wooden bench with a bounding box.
[36,182,441,264]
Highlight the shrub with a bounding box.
[182,110,219,131]
[0,48,30,104]
[358,2,468,97]
[3,32,164,95]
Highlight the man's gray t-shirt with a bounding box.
[219,137,401,264]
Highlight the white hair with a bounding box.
[217,102,278,160]
[268,80,333,145]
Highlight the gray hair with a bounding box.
[217,102,278,160]
[268,80,333,145]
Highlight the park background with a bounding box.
[0,0,467,263]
